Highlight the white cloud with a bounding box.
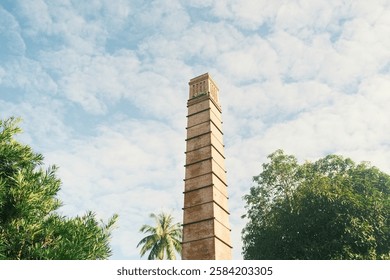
[216,36,279,83]
[39,49,140,114]
[75,0,132,26]
[0,6,25,56]
[233,74,390,166]
[40,48,191,120]
[0,98,71,153]
[138,20,244,63]
[229,0,281,29]
[14,0,53,36]
[138,0,190,35]
[274,1,340,36]
[44,118,185,258]
[0,31,26,56]
[0,67,5,83]
[0,5,19,31]
[15,0,132,54]
[222,79,337,145]
[2,57,57,96]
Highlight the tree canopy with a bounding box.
[242,149,390,260]
[137,212,182,260]
[0,117,117,259]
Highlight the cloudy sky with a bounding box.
[1,0,390,260]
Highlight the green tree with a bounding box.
[242,149,390,260]
[0,117,118,259]
[137,212,182,260]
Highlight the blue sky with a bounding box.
[1,0,390,260]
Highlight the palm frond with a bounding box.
[137,212,182,260]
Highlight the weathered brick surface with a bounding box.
[184,173,213,192]
[186,133,211,152]
[209,107,222,131]
[185,158,212,179]
[188,98,211,116]
[211,158,227,182]
[210,121,223,143]
[187,109,210,128]
[211,146,225,170]
[182,238,215,260]
[214,219,232,246]
[210,133,224,155]
[214,237,232,260]
[183,185,228,210]
[183,202,214,224]
[183,186,213,208]
[182,219,214,242]
[212,186,229,210]
[211,173,228,196]
[185,146,211,165]
[187,122,210,139]
[214,202,230,226]
[185,158,226,182]
[184,173,227,196]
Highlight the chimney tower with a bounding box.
[182,73,232,260]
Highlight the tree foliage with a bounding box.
[0,117,118,259]
[242,149,390,260]
[137,212,182,260]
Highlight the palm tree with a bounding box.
[137,212,182,260]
